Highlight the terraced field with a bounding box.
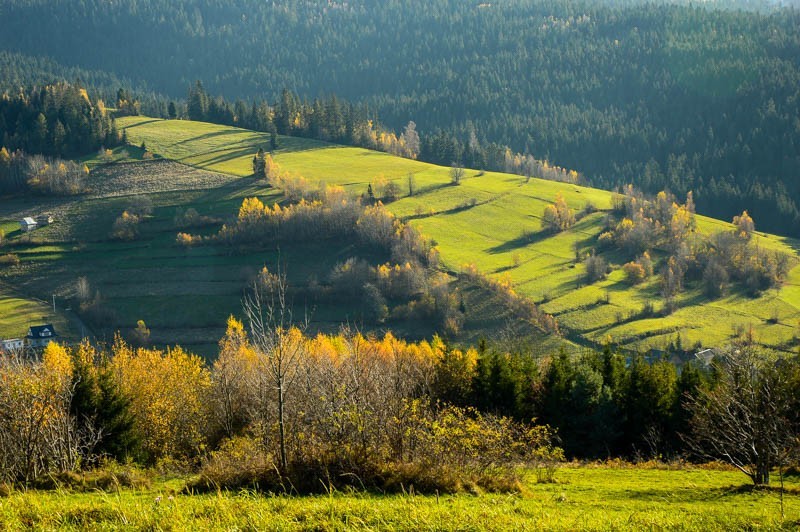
[1,140,547,355]
[116,117,800,354]
[2,116,798,355]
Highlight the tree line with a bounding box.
[1,325,796,491]
[0,149,90,195]
[0,82,119,158]
[0,0,797,235]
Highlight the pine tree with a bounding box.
[187,80,208,121]
[252,148,266,178]
[270,127,278,151]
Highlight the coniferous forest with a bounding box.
[0,0,798,235]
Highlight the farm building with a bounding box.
[0,338,24,353]
[694,348,717,366]
[19,217,38,232]
[26,324,58,347]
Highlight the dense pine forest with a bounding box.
[0,0,798,235]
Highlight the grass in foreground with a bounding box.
[1,467,798,530]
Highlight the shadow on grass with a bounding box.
[486,229,553,254]
[173,129,267,147]
[121,119,162,129]
[190,147,260,167]
[619,482,799,504]
[200,143,345,170]
[719,483,800,496]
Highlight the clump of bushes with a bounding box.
[584,253,608,283]
[174,207,220,229]
[111,211,140,240]
[188,402,562,495]
[0,253,20,267]
[542,193,575,233]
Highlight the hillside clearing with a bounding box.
[3,116,798,355]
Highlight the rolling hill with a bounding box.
[2,116,799,356]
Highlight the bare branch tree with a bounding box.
[242,264,306,471]
[684,344,799,486]
[449,163,464,185]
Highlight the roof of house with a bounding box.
[27,324,57,339]
[694,348,716,364]
[20,217,37,225]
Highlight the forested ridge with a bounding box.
[1,1,798,235]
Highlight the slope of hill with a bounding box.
[114,117,800,353]
[1,0,798,237]
[0,131,562,355]
[2,116,798,355]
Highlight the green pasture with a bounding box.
[2,116,798,355]
[1,175,536,355]
[1,466,798,530]
[118,117,800,354]
[0,283,72,341]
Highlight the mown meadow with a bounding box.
[117,117,800,354]
[2,115,799,354]
[0,143,547,355]
[1,466,798,530]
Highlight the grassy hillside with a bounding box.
[1,153,553,356]
[1,466,797,529]
[114,116,800,354]
[2,116,797,355]
[0,282,72,341]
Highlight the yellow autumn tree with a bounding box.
[111,337,211,461]
[733,210,755,240]
[542,192,575,232]
[209,316,260,439]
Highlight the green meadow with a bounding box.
[1,154,541,356]
[0,283,70,341]
[112,116,800,354]
[2,115,798,354]
[1,466,798,530]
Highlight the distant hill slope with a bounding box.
[0,0,798,236]
[0,125,566,356]
[116,117,800,354]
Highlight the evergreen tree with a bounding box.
[252,147,266,178]
[187,80,208,121]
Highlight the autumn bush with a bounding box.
[0,344,87,484]
[602,186,791,300]
[189,401,561,495]
[541,192,575,233]
[31,461,151,492]
[187,436,276,492]
[24,154,89,195]
[111,211,140,241]
[0,253,20,266]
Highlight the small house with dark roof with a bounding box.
[27,324,58,347]
[20,217,38,232]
